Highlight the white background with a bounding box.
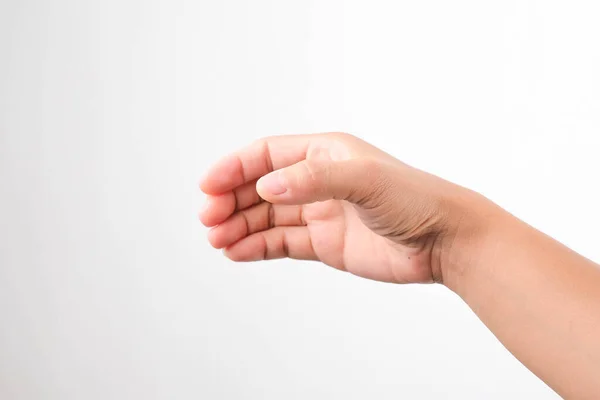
[1,0,599,399]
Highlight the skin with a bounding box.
[199,132,600,399]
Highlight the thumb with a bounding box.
[256,158,387,205]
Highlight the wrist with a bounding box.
[434,189,509,292]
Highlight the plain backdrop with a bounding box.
[1,1,599,399]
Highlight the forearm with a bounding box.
[444,199,600,399]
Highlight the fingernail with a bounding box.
[258,172,287,195]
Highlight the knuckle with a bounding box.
[301,160,329,187]
[361,157,386,185]
[326,131,356,143]
[285,160,330,198]
[324,132,372,160]
[328,131,353,138]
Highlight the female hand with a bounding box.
[200,132,600,398]
[199,132,489,285]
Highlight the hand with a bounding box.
[200,133,600,398]
[199,132,490,284]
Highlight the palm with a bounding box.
[303,200,431,283]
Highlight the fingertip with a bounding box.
[255,179,269,202]
[200,155,244,195]
[222,241,260,262]
[198,198,215,227]
[198,193,236,227]
[198,172,219,195]
[198,168,217,194]
[199,212,218,228]
[198,176,210,194]
[198,209,209,226]
[222,247,243,262]
[222,247,236,261]
[207,227,223,249]
[256,172,289,204]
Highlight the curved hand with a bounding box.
[200,132,600,399]
[199,132,483,284]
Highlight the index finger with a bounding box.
[200,134,324,195]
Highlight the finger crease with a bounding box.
[306,230,316,260]
[233,189,240,212]
[262,234,269,260]
[267,203,276,229]
[299,205,306,226]
[281,230,289,258]
[241,211,251,237]
[263,140,275,173]
[235,154,248,183]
